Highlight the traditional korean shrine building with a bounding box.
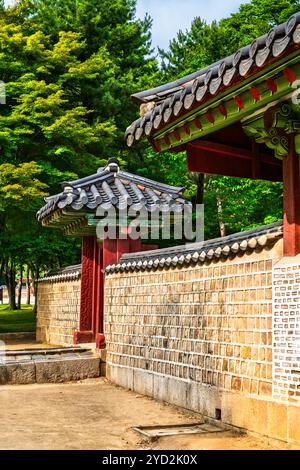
[37,13,300,445]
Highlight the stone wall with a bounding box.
[105,249,275,398]
[37,268,81,346]
[104,229,300,445]
[273,255,300,403]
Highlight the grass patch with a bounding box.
[0,304,36,333]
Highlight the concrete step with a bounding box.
[0,347,104,385]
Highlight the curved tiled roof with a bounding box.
[37,264,82,283]
[37,159,191,223]
[125,12,300,147]
[106,222,283,273]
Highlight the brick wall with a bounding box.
[104,239,300,444]
[37,278,81,346]
[105,248,277,401]
[273,256,300,404]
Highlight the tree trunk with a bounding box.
[6,261,17,310]
[30,266,39,318]
[216,195,226,238]
[195,173,205,205]
[17,265,23,310]
[26,266,31,305]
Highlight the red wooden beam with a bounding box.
[283,136,300,256]
[187,141,282,182]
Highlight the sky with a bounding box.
[136,0,250,51]
[4,0,250,51]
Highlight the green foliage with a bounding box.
[0,0,158,288]
[0,304,35,333]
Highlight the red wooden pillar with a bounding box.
[283,136,300,257]
[96,238,118,349]
[74,236,95,344]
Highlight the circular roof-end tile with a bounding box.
[233,49,242,67]
[106,265,112,273]
[266,27,277,47]
[240,240,248,251]
[159,258,166,267]
[125,263,131,271]
[142,260,148,269]
[218,60,227,77]
[126,134,134,147]
[165,257,172,266]
[272,36,291,57]
[231,242,239,253]
[286,13,300,35]
[255,47,270,67]
[223,68,236,87]
[185,253,192,264]
[196,85,208,102]
[153,114,163,130]
[192,252,199,262]
[293,24,300,43]
[204,69,213,86]
[115,263,121,272]
[120,263,127,272]
[171,256,179,266]
[163,107,173,123]
[135,127,143,141]
[153,259,160,268]
[137,261,143,270]
[178,255,185,265]
[239,58,254,77]
[145,120,153,136]
[247,238,258,249]
[249,39,259,59]
[222,245,231,256]
[192,74,205,94]
[207,249,215,259]
[257,234,268,246]
[215,247,222,257]
[199,251,206,262]
[184,93,195,110]
[174,99,184,116]
[148,260,154,268]
[131,261,137,271]
[209,77,222,95]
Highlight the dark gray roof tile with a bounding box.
[37,159,190,223]
[126,12,300,147]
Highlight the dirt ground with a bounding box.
[0,378,294,450]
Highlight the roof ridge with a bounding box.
[118,170,184,194]
[106,222,283,273]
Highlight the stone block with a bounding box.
[0,362,35,385]
[287,404,300,444]
[107,364,134,390]
[35,357,100,383]
[267,401,287,442]
[167,377,188,409]
[153,374,169,403]
[133,369,153,397]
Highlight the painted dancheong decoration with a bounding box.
[126,13,300,258]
